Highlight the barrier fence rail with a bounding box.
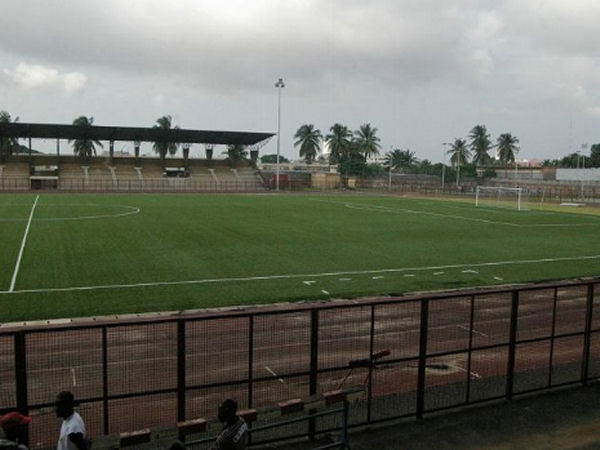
[1,277,599,448]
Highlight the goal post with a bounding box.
[475,186,529,211]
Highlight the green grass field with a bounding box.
[1,193,599,322]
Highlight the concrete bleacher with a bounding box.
[0,161,30,190]
[58,162,86,190]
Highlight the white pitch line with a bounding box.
[404,274,416,277]
[303,280,316,285]
[494,276,504,281]
[372,276,384,280]
[339,278,352,281]
[462,269,479,274]
[310,199,596,228]
[264,365,285,384]
[9,195,39,292]
[433,272,445,276]
[2,253,600,295]
[457,324,489,338]
[321,290,330,295]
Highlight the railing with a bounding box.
[1,278,598,448]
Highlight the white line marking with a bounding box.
[449,364,482,379]
[462,270,479,274]
[71,367,77,387]
[494,276,504,281]
[434,272,445,276]
[311,199,596,228]
[457,324,489,337]
[2,254,600,295]
[0,204,140,222]
[303,280,316,285]
[339,278,352,281]
[9,195,39,292]
[264,365,285,384]
[372,276,384,280]
[404,274,416,277]
[321,290,330,295]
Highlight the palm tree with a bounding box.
[496,133,520,169]
[354,123,381,160]
[447,138,471,186]
[152,115,179,164]
[294,124,322,165]
[469,124,492,167]
[325,123,352,165]
[69,116,103,163]
[385,149,417,173]
[0,111,20,163]
[223,144,248,167]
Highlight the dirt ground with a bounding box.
[270,382,600,449]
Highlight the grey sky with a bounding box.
[0,0,598,161]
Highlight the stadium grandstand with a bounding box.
[0,121,274,192]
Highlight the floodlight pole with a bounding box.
[441,143,449,192]
[275,77,285,191]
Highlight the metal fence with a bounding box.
[1,278,599,448]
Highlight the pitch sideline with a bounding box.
[1,253,599,296]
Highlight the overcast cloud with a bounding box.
[0,0,598,161]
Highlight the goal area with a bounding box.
[475,186,529,211]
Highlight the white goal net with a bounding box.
[475,186,529,211]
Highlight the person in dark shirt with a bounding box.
[214,399,248,450]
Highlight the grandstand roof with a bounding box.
[0,122,274,146]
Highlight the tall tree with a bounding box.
[294,124,322,164]
[385,149,417,173]
[448,138,471,186]
[0,110,20,163]
[354,123,381,160]
[496,133,520,168]
[589,143,600,168]
[223,144,248,167]
[152,115,179,163]
[469,124,492,167]
[325,123,352,165]
[69,116,103,163]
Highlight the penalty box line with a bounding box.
[1,253,600,296]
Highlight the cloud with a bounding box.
[3,63,87,93]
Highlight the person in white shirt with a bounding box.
[55,391,86,450]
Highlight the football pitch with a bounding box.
[1,193,599,322]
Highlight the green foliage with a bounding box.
[469,124,493,167]
[223,144,248,167]
[152,115,179,162]
[589,144,600,167]
[69,116,103,162]
[496,133,520,168]
[353,123,381,159]
[294,124,322,164]
[0,111,19,163]
[384,149,417,172]
[482,167,497,178]
[363,163,386,177]
[325,123,352,165]
[260,154,290,164]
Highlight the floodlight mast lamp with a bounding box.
[275,77,285,191]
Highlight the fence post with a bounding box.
[14,331,29,447]
[582,284,594,384]
[506,290,519,400]
[416,299,429,419]
[308,309,319,440]
[367,305,375,423]
[102,327,109,435]
[177,319,186,422]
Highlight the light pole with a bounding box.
[275,77,285,191]
[442,142,450,192]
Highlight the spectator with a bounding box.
[55,391,86,450]
[0,411,31,450]
[214,399,248,450]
